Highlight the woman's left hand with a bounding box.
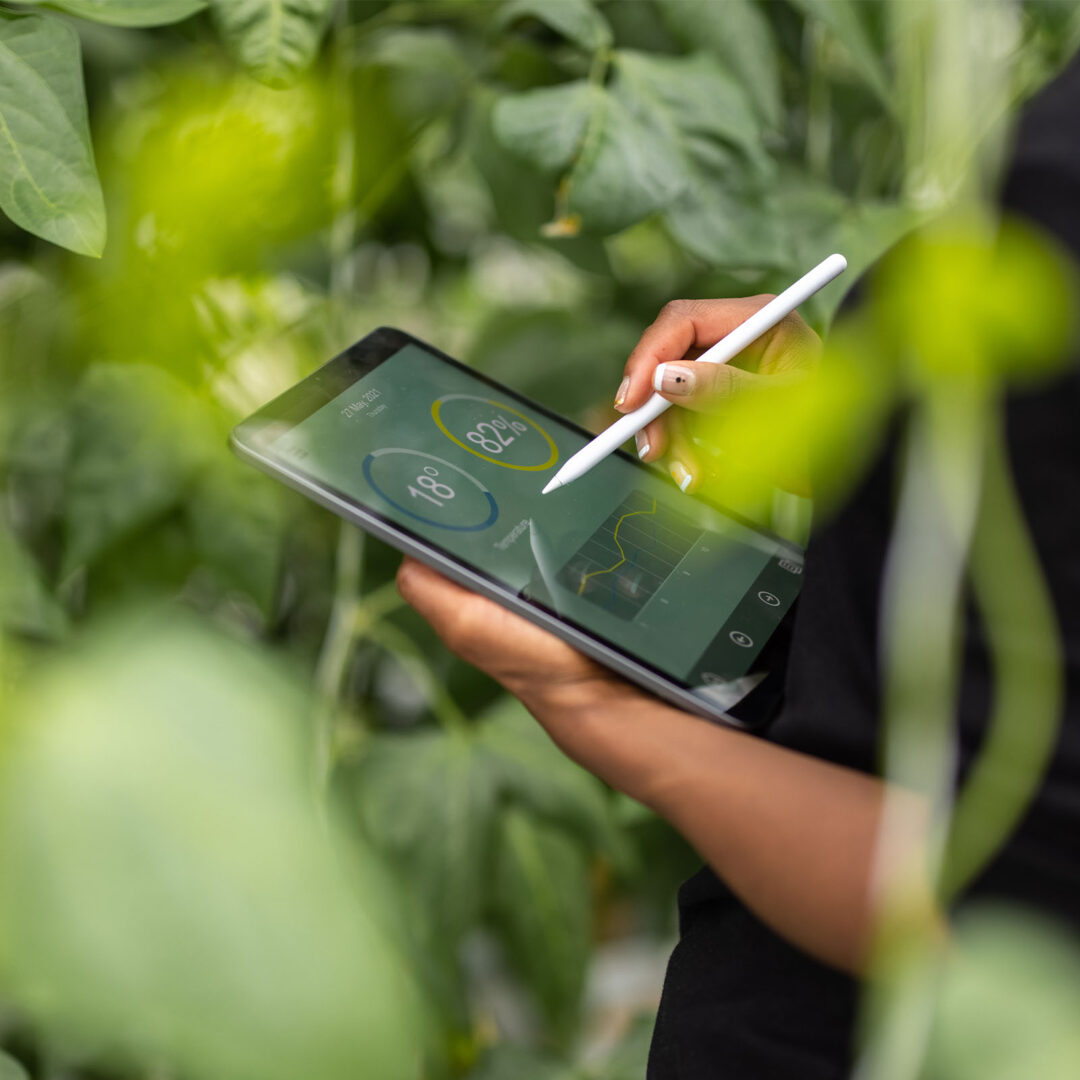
[395,557,682,797]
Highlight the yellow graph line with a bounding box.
[577,499,658,596]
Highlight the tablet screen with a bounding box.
[265,340,802,699]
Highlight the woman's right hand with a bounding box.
[613,296,822,497]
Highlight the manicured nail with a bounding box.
[671,461,693,492]
[635,431,650,459]
[653,363,695,396]
[614,376,630,408]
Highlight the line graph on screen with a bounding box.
[557,490,702,620]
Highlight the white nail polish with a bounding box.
[671,461,692,492]
[635,432,650,458]
[652,364,667,392]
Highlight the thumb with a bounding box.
[652,360,761,412]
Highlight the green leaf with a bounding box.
[0,1051,29,1080]
[0,524,68,640]
[664,137,784,269]
[564,81,685,233]
[467,1043,578,1080]
[498,0,613,52]
[467,307,638,414]
[493,50,774,244]
[493,76,685,233]
[210,0,334,88]
[771,172,919,326]
[656,0,782,127]
[354,727,496,942]
[615,50,770,176]
[606,50,779,266]
[186,460,288,616]
[493,80,597,174]
[0,618,424,1080]
[362,27,472,120]
[491,807,592,1044]
[477,697,625,861]
[0,14,105,256]
[925,908,1080,1080]
[788,0,892,106]
[19,0,207,26]
[62,364,215,573]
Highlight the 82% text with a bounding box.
[465,414,527,455]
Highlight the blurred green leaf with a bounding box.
[20,0,207,26]
[0,524,68,639]
[468,1042,578,1080]
[615,50,769,176]
[494,68,682,233]
[662,137,783,270]
[0,14,105,256]
[209,0,333,88]
[656,0,782,128]
[493,79,597,174]
[354,726,497,942]
[477,697,625,862]
[924,908,1080,1080]
[0,1052,29,1080]
[187,459,288,616]
[62,364,215,574]
[353,700,618,1017]
[498,0,613,52]
[557,73,684,235]
[611,50,780,267]
[0,618,425,1080]
[362,27,473,120]
[491,807,592,1045]
[872,217,1078,386]
[467,307,638,416]
[495,49,778,248]
[788,0,892,107]
[772,173,920,326]
[694,317,896,517]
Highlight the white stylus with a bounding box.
[540,252,847,495]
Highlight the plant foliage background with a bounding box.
[1,2,1079,1079]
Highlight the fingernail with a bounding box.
[635,431,650,459]
[614,376,630,408]
[654,363,696,396]
[671,461,693,492]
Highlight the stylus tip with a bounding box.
[541,476,562,495]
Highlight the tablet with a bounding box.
[231,327,803,728]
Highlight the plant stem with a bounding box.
[364,620,469,732]
[805,20,832,181]
[312,1,362,795]
[856,384,988,1080]
[939,409,1062,897]
[312,523,365,791]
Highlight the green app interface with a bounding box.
[271,344,802,691]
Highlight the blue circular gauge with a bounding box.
[362,448,499,532]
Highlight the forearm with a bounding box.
[646,710,898,974]
[519,686,926,975]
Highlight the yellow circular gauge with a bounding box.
[431,394,559,471]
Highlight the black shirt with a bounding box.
[647,56,1080,1080]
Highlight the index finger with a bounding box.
[616,295,781,413]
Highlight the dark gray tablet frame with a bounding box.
[231,327,803,729]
